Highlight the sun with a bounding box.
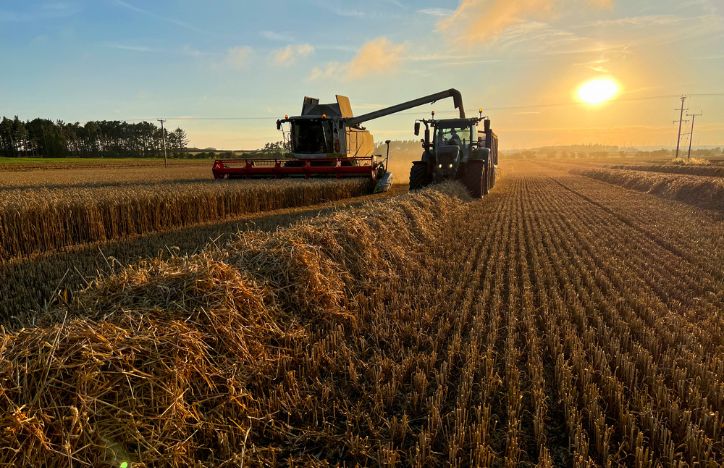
[576,77,620,106]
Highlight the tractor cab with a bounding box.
[433,120,477,180]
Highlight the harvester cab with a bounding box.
[410,110,498,198]
[276,95,375,159]
[212,89,468,195]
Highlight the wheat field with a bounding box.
[1,160,721,466]
[0,176,370,260]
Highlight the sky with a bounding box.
[1,0,723,150]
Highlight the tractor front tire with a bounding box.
[463,160,486,198]
[409,162,429,191]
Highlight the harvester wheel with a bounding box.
[463,160,486,198]
[409,162,429,190]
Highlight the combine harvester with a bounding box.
[212,89,466,193]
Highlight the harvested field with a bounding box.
[1,161,721,466]
[577,167,724,211]
[608,164,724,178]
[0,164,211,189]
[0,178,370,260]
[0,157,211,171]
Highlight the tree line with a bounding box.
[0,116,189,158]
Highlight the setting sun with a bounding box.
[576,77,620,106]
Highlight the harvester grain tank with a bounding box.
[212,89,466,193]
[409,110,498,197]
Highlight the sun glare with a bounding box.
[576,77,620,106]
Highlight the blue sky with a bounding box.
[1,0,723,149]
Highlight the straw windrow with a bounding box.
[0,183,468,466]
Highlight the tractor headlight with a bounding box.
[438,164,442,168]
[449,164,453,168]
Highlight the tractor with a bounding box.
[409,112,498,197]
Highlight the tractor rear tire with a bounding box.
[463,160,486,198]
[483,164,490,195]
[409,162,429,190]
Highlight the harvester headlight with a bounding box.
[449,164,453,168]
[438,164,442,168]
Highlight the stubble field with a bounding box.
[0,159,722,466]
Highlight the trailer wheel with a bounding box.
[463,160,486,198]
[409,162,429,190]
[490,165,496,189]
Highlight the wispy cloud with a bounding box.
[272,44,314,66]
[693,52,724,60]
[0,1,81,22]
[408,52,501,67]
[576,13,724,48]
[225,46,253,70]
[418,8,454,17]
[438,0,614,43]
[330,7,365,17]
[310,37,405,80]
[261,30,295,42]
[104,43,155,53]
[111,0,210,36]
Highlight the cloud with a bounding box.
[418,8,455,17]
[261,30,295,42]
[347,37,405,78]
[439,0,614,42]
[587,0,613,8]
[0,1,81,22]
[329,7,365,17]
[309,37,406,80]
[111,0,210,36]
[272,44,314,66]
[105,43,155,53]
[225,46,253,69]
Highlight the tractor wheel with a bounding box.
[409,162,429,190]
[463,160,486,198]
[483,164,490,195]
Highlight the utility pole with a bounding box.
[674,95,687,159]
[686,112,703,160]
[158,119,167,167]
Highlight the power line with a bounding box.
[14,92,723,124]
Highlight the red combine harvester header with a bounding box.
[212,156,378,179]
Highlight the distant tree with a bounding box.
[260,141,286,152]
[0,117,14,156]
[0,116,191,158]
[169,128,189,156]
